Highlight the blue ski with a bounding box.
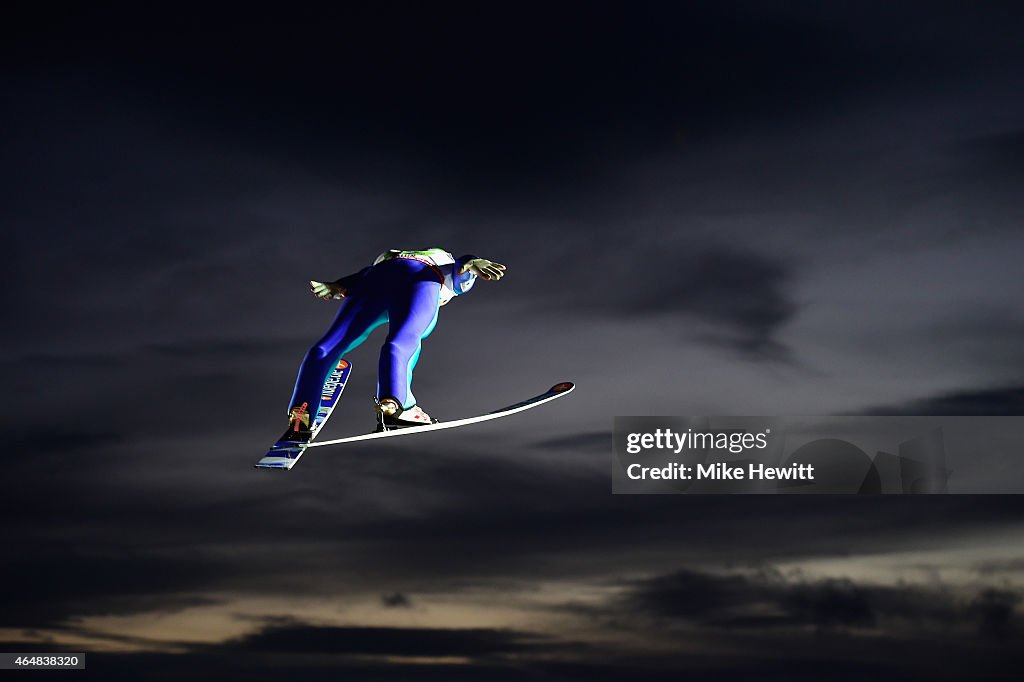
[256,358,353,469]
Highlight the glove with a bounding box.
[460,258,507,280]
[309,280,346,301]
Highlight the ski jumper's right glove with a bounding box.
[459,258,507,280]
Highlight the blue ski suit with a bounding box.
[288,249,478,416]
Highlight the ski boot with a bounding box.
[278,402,314,444]
[375,397,438,432]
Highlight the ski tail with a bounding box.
[255,358,353,470]
[255,445,307,469]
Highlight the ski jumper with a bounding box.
[288,249,478,416]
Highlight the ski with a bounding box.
[255,358,353,470]
[255,381,574,470]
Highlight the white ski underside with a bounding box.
[255,383,574,469]
[310,383,574,447]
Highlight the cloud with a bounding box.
[620,567,881,630]
[520,245,797,359]
[532,432,610,452]
[0,650,548,682]
[223,622,553,658]
[0,550,225,628]
[969,589,1022,639]
[650,248,795,359]
[2,429,124,455]
[866,385,1024,415]
[615,565,1022,638]
[957,128,1024,181]
[380,592,412,609]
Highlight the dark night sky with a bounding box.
[3,2,1024,679]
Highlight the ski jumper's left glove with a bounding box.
[459,258,507,280]
[309,280,346,300]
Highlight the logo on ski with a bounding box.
[321,359,351,402]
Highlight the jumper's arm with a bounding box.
[310,265,374,301]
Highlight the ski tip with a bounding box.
[550,381,575,393]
